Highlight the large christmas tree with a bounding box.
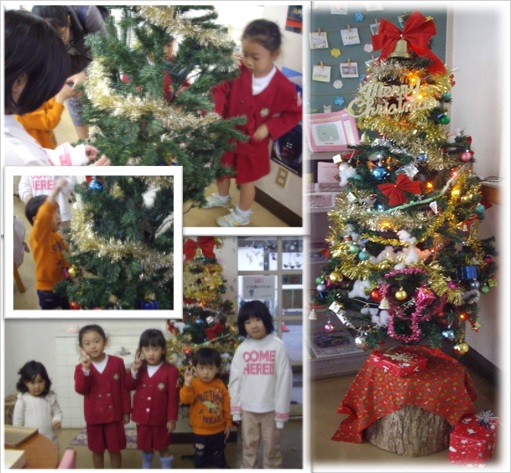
[56,175,175,310]
[166,237,238,384]
[313,12,497,353]
[80,5,246,207]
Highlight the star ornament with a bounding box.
[378,174,422,206]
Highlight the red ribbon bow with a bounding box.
[378,174,422,206]
[184,237,216,261]
[372,11,446,74]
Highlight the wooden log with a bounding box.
[364,405,452,457]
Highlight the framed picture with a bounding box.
[340,62,359,78]
[309,31,329,49]
[370,23,380,36]
[340,27,361,46]
[305,110,360,152]
[312,64,332,83]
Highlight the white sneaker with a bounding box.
[203,193,232,208]
[216,208,252,227]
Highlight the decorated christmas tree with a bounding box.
[56,175,175,310]
[313,11,498,353]
[166,237,238,384]
[80,5,246,207]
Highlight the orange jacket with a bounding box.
[29,200,69,291]
[15,98,64,149]
[180,377,232,435]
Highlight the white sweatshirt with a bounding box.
[229,334,292,428]
[4,115,88,166]
[12,391,63,447]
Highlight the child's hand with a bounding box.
[131,351,143,372]
[167,420,176,433]
[53,420,62,429]
[48,179,68,204]
[253,124,269,141]
[123,414,130,425]
[80,350,91,371]
[56,83,76,103]
[184,367,194,387]
[224,426,230,441]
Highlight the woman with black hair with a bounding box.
[31,5,108,139]
[4,9,109,166]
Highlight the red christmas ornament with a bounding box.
[370,289,382,302]
[69,301,81,310]
[205,322,226,341]
[183,346,193,356]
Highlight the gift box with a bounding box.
[449,410,498,465]
[369,347,428,377]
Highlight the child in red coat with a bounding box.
[207,19,302,227]
[126,329,179,469]
[74,324,131,469]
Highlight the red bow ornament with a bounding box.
[372,11,446,74]
[378,174,422,206]
[184,236,216,261]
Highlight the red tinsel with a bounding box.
[372,11,446,75]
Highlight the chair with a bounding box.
[58,449,77,469]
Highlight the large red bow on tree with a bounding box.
[184,236,216,261]
[372,11,446,74]
[378,174,422,206]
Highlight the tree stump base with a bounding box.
[364,405,452,457]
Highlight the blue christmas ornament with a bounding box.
[417,152,428,163]
[358,250,370,261]
[475,203,486,216]
[88,178,103,192]
[374,201,385,211]
[442,329,456,340]
[372,166,389,180]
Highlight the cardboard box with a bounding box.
[369,347,428,377]
[449,411,498,465]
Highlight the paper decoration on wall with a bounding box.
[364,43,374,53]
[365,2,384,11]
[370,22,380,35]
[330,3,348,15]
[330,48,341,57]
[354,12,364,22]
[340,27,361,45]
[340,61,359,78]
[310,31,329,49]
[333,80,344,89]
[323,104,332,113]
[334,96,345,107]
[305,110,360,152]
[312,64,332,82]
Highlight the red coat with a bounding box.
[213,64,302,183]
[74,355,131,425]
[125,363,179,426]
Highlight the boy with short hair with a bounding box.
[179,347,232,469]
[25,178,70,310]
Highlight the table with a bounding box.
[5,433,59,469]
[332,346,478,443]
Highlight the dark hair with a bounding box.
[5,9,70,115]
[24,195,48,226]
[192,347,221,368]
[237,300,274,337]
[138,329,167,363]
[78,324,107,347]
[242,19,282,52]
[16,361,52,395]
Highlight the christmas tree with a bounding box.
[56,175,175,310]
[166,237,238,384]
[80,5,246,207]
[313,11,498,353]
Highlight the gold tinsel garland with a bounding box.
[183,260,225,306]
[70,203,174,282]
[85,59,222,130]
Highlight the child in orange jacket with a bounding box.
[180,347,232,469]
[25,178,70,310]
[15,82,75,149]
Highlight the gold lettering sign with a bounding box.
[347,77,437,118]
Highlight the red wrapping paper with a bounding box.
[369,346,428,377]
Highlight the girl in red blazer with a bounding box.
[74,324,131,469]
[126,329,179,469]
[207,19,302,227]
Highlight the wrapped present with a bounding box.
[369,346,428,377]
[449,410,499,465]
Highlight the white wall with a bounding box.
[447,2,510,368]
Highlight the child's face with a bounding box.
[163,41,174,61]
[141,345,165,366]
[195,363,219,383]
[244,316,267,340]
[52,205,62,232]
[25,374,46,397]
[242,39,280,78]
[80,331,107,362]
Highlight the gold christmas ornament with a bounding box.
[389,38,411,59]
[308,309,318,320]
[454,342,469,355]
[329,272,342,283]
[395,287,408,301]
[68,265,79,279]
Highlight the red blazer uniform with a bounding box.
[125,363,179,426]
[213,64,302,184]
[74,355,131,424]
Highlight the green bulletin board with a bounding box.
[309,4,447,114]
